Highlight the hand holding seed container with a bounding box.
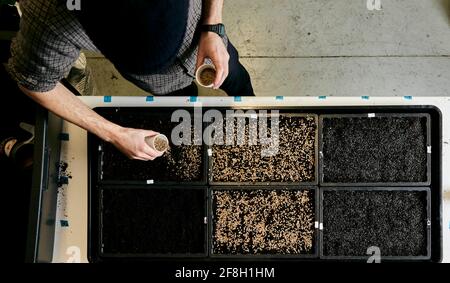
[88,106,441,262]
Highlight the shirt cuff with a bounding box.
[5,60,59,92]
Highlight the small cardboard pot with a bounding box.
[195,64,216,88]
[145,134,169,154]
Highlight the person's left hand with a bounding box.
[196,32,230,89]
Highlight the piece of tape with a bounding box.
[404,96,413,100]
[315,221,319,229]
[146,96,154,102]
[368,113,376,118]
[103,96,112,103]
[276,96,284,101]
[189,96,198,102]
[319,223,323,230]
[59,176,69,185]
[234,96,242,102]
[427,146,432,154]
[207,149,213,156]
[146,180,154,185]
[59,133,70,141]
[361,96,370,100]
[318,96,327,100]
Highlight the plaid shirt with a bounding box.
[7,0,227,95]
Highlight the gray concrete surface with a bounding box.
[85,0,450,97]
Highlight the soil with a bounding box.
[101,188,206,254]
[322,190,428,257]
[57,161,72,187]
[322,116,428,183]
[97,109,203,182]
[212,115,316,183]
[154,136,168,152]
[212,189,316,255]
[200,68,216,86]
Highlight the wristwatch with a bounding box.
[201,23,226,37]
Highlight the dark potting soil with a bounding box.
[322,190,428,257]
[212,115,316,183]
[212,189,316,255]
[97,109,203,182]
[101,188,206,255]
[322,116,428,183]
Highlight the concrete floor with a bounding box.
[85,0,450,97]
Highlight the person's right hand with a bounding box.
[110,127,163,161]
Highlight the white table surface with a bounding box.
[52,96,450,263]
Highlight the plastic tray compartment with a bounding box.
[89,107,207,186]
[90,185,208,261]
[319,113,431,186]
[320,187,431,261]
[210,186,319,259]
[209,113,318,186]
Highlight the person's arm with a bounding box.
[8,1,161,161]
[202,0,223,24]
[20,83,162,161]
[196,0,229,89]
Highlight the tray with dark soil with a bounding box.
[100,187,207,257]
[210,114,317,185]
[320,114,430,186]
[321,187,430,260]
[211,187,318,257]
[93,108,206,184]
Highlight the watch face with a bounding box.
[217,24,225,36]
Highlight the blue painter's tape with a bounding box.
[404,96,413,100]
[146,96,154,102]
[362,96,370,100]
[189,96,198,102]
[60,220,69,227]
[276,96,284,101]
[318,96,327,100]
[234,96,242,102]
[59,133,70,141]
[104,96,112,103]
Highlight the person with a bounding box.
[6,0,254,161]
